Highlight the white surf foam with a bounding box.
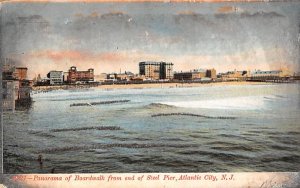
[160,96,266,110]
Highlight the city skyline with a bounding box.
[1,2,299,79]
[3,58,295,81]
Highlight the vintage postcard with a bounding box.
[0,0,299,187]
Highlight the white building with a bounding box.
[251,70,291,78]
[47,71,64,85]
[95,73,108,82]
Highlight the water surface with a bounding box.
[3,83,300,173]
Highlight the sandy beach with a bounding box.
[32,81,274,91]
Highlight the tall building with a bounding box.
[67,66,94,83]
[206,69,217,79]
[160,62,174,80]
[47,71,64,85]
[139,61,173,80]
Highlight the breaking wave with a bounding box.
[160,96,266,110]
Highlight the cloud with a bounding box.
[26,49,160,62]
[215,11,285,19]
[240,11,285,18]
[217,6,244,14]
[176,11,198,15]
[28,50,89,61]
[174,11,214,26]
[217,6,236,13]
[73,11,128,20]
[18,15,44,22]
[4,14,49,29]
[175,11,205,20]
[100,11,127,18]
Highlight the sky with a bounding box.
[1,1,299,79]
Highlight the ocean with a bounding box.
[3,83,300,173]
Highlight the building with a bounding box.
[63,72,69,82]
[35,78,50,86]
[139,61,173,80]
[251,70,291,79]
[15,80,32,109]
[293,72,300,80]
[94,73,108,82]
[116,71,135,81]
[105,71,134,82]
[47,71,63,85]
[174,69,207,80]
[174,68,217,81]
[219,71,241,81]
[218,70,249,81]
[2,64,32,111]
[13,67,28,80]
[67,66,94,83]
[206,69,217,79]
[160,63,174,80]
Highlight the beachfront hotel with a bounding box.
[139,61,174,80]
[66,66,94,83]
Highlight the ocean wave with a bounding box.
[176,150,250,160]
[37,143,197,154]
[151,113,236,120]
[70,100,130,107]
[28,130,55,138]
[145,103,176,109]
[260,155,300,163]
[264,95,287,101]
[50,126,121,132]
[210,145,260,152]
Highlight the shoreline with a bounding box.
[31,81,278,91]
